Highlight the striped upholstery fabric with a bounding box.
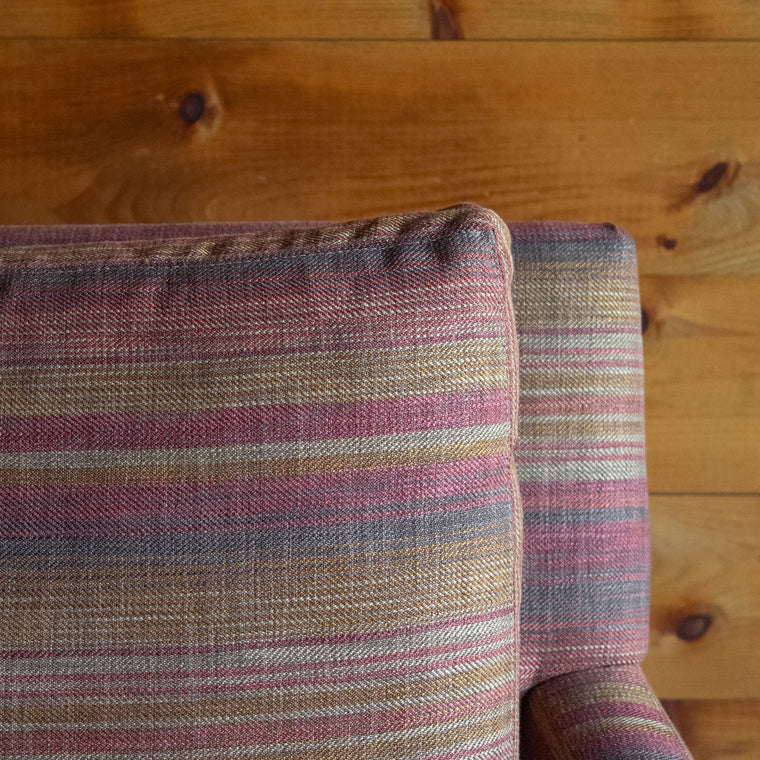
[510,222,650,691]
[513,223,692,759]
[520,665,693,759]
[0,205,521,759]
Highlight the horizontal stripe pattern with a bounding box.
[0,205,520,758]
[510,222,651,691]
[520,664,694,759]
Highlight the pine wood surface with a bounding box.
[641,275,760,493]
[663,700,760,760]
[0,41,759,276]
[1,1,760,40]
[644,495,760,699]
[0,16,758,758]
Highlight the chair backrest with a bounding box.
[0,215,650,697]
[510,222,649,692]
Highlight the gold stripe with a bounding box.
[0,341,509,417]
[0,436,508,486]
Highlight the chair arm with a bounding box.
[520,664,693,759]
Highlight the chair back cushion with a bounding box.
[0,205,521,759]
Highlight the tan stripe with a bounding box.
[552,680,665,714]
[518,417,643,440]
[1,536,514,647]
[515,277,640,327]
[0,340,510,417]
[1,700,515,760]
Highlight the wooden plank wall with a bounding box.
[0,2,758,756]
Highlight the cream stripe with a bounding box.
[4,610,512,678]
[2,663,514,728]
[516,459,646,482]
[0,422,511,472]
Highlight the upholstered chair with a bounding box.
[0,206,691,759]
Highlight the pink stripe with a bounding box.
[518,478,647,508]
[0,389,509,453]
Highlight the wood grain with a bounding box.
[0,41,759,278]
[662,699,760,760]
[643,495,760,699]
[2,1,760,40]
[641,275,760,493]
[0,20,758,757]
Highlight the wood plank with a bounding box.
[643,495,760,699]
[662,699,760,760]
[2,1,760,40]
[641,275,760,493]
[0,41,758,277]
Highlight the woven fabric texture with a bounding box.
[510,222,650,691]
[0,204,521,759]
[520,664,694,759]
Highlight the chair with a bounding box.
[0,207,691,758]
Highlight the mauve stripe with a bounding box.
[525,524,648,558]
[518,478,647,501]
[0,389,509,453]
[518,397,642,414]
[0,488,511,540]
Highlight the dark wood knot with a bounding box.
[179,92,206,125]
[697,161,729,194]
[675,613,712,642]
[430,0,463,40]
[641,308,650,334]
[656,234,678,250]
